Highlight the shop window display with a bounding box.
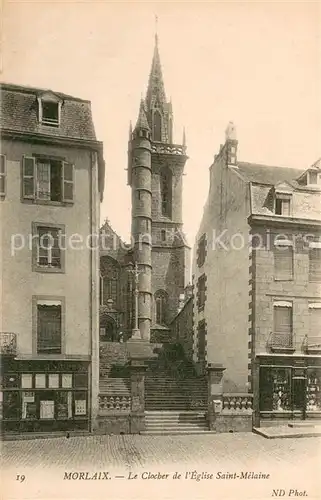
[260,367,291,411]
[306,370,321,412]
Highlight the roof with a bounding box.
[0,82,97,141]
[234,161,305,186]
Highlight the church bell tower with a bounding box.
[128,33,190,342]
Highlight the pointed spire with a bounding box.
[128,121,133,140]
[145,28,166,111]
[182,127,186,147]
[134,99,150,131]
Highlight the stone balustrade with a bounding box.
[99,395,131,412]
[222,393,253,413]
[151,143,186,156]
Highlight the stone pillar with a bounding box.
[129,358,148,434]
[252,358,260,428]
[206,363,226,431]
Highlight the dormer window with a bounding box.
[275,195,291,216]
[38,92,62,127]
[308,171,319,185]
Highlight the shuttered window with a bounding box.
[309,306,321,338]
[274,304,292,334]
[274,246,293,280]
[22,157,74,203]
[37,302,62,354]
[309,248,321,282]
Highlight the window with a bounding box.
[155,290,168,325]
[260,367,291,412]
[153,110,162,141]
[272,301,293,349]
[197,234,207,267]
[274,242,293,280]
[160,167,172,218]
[309,243,321,282]
[161,229,166,242]
[36,300,62,354]
[22,156,74,203]
[309,304,321,339]
[197,320,206,363]
[38,96,61,127]
[309,171,318,185]
[100,257,119,307]
[197,274,206,310]
[0,154,6,197]
[275,197,291,216]
[33,224,65,272]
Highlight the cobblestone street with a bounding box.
[2,433,320,500]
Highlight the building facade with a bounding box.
[0,83,104,435]
[192,123,321,428]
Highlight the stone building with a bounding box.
[192,123,321,430]
[0,83,104,436]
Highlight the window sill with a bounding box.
[274,277,294,282]
[33,266,65,274]
[21,199,73,207]
[269,347,295,354]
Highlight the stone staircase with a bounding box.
[99,342,130,399]
[143,343,209,434]
[145,375,208,410]
[141,410,211,435]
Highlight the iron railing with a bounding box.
[267,332,293,351]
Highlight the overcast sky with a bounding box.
[2,1,320,245]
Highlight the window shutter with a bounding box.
[22,156,36,199]
[0,155,6,196]
[62,162,74,202]
[309,308,321,338]
[274,306,292,334]
[274,247,293,280]
[309,248,321,281]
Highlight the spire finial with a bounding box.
[155,14,158,44]
[182,127,186,147]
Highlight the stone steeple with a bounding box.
[144,34,173,144]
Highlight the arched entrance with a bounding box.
[100,311,117,342]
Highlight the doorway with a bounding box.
[292,377,306,419]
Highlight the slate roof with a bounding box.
[233,161,305,186]
[0,83,97,141]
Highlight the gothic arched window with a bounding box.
[100,257,120,308]
[155,290,168,325]
[160,167,172,218]
[153,110,162,141]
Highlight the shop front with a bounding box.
[257,356,321,426]
[0,358,90,435]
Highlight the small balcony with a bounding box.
[267,332,295,354]
[302,335,321,354]
[0,332,17,355]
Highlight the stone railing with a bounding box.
[0,332,17,355]
[99,395,131,412]
[222,394,253,413]
[151,143,187,156]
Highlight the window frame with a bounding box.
[273,240,294,281]
[0,154,6,199]
[308,242,321,283]
[32,222,65,274]
[274,194,292,216]
[37,96,62,127]
[32,295,66,357]
[21,156,74,206]
[154,290,168,326]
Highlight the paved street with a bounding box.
[2,433,320,500]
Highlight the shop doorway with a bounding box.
[292,376,306,419]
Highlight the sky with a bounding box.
[2,0,320,245]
